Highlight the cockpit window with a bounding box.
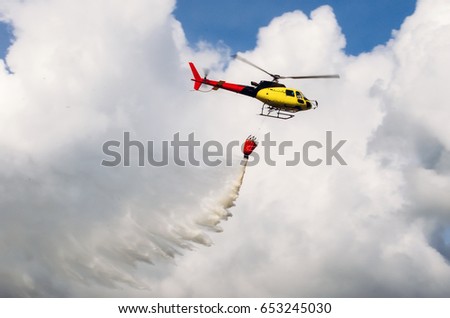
[296,90,305,104]
[286,89,295,97]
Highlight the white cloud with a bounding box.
[0,0,450,297]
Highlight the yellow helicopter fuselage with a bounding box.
[256,87,314,111]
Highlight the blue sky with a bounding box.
[174,0,416,55]
[0,1,416,59]
[0,22,13,59]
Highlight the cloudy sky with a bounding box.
[0,0,450,297]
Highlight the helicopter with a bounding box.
[189,55,340,119]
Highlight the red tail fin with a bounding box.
[189,62,202,90]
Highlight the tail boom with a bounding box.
[189,62,256,97]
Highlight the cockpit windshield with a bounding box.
[296,91,305,104]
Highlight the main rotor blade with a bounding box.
[279,74,341,79]
[232,54,278,79]
[233,54,340,80]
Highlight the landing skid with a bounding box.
[259,104,296,120]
